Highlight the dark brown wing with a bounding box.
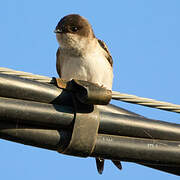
[56,48,61,77]
[97,39,113,67]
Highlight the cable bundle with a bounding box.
[0,72,180,176]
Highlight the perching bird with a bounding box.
[54,14,122,174]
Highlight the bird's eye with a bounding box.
[71,26,78,32]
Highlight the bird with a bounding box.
[54,14,122,174]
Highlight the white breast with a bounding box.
[59,38,113,90]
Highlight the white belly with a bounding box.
[60,54,113,90]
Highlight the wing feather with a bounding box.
[56,48,61,77]
[97,39,113,67]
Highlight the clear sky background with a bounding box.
[1,0,180,179]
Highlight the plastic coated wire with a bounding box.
[0,67,180,113]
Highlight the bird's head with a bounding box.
[54,14,95,49]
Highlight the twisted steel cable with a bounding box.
[112,91,180,113]
[1,67,180,113]
[0,67,52,83]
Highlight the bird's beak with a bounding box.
[54,29,62,33]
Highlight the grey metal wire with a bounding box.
[1,67,180,113]
[111,91,180,113]
[0,67,52,83]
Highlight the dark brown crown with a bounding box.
[55,14,94,37]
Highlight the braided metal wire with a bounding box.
[1,67,180,113]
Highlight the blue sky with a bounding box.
[1,0,180,179]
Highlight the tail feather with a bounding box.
[95,158,105,174]
[112,160,122,170]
